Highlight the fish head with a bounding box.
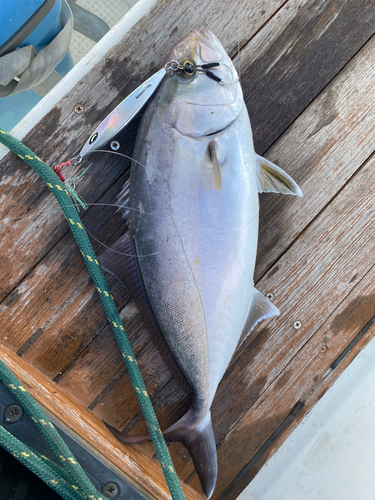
[162,31,243,138]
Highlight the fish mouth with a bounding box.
[205,127,227,137]
[204,120,234,137]
[184,98,237,107]
[171,95,242,139]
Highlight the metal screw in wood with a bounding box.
[320,345,328,353]
[102,482,119,499]
[294,321,301,329]
[110,140,120,151]
[74,103,84,114]
[4,404,23,423]
[266,293,274,300]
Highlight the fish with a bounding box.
[100,30,302,498]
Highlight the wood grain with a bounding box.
[0,175,130,356]
[238,0,375,154]
[215,287,375,500]
[255,28,375,281]
[212,246,375,499]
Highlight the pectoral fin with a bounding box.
[256,154,302,197]
[208,141,222,191]
[238,288,280,347]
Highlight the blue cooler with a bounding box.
[0,0,74,131]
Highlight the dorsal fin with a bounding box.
[208,141,222,191]
[116,177,130,219]
[256,154,302,197]
[238,288,280,347]
[98,233,192,395]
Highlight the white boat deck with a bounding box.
[240,337,375,499]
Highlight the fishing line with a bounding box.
[232,0,242,80]
[82,202,256,236]
[237,38,241,81]
[1,199,158,258]
[0,128,186,500]
[84,149,147,169]
[1,202,152,223]
[218,62,240,85]
[81,202,152,216]
[2,187,255,236]
[84,225,160,259]
[3,46,242,242]
[51,149,146,212]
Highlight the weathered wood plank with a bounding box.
[0,175,130,356]
[214,295,375,500]
[255,26,375,280]
[0,224,188,434]
[0,151,132,302]
[239,0,375,154]
[1,237,98,355]
[56,309,135,407]
[0,343,202,500]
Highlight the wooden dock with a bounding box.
[1,0,375,498]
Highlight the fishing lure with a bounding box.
[78,60,228,160]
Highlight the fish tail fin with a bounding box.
[104,408,217,498]
[103,422,151,444]
[163,409,217,499]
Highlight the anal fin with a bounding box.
[238,288,280,347]
[256,154,302,197]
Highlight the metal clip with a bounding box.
[164,60,183,74]
[71,156,81,166]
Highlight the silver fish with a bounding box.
[101,31,302,498]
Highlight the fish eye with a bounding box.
[182,60,195,74]
[179,60,196,78]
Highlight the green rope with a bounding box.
[0,418,97,500]
[0,360,102,499]
[0,129,186,500]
